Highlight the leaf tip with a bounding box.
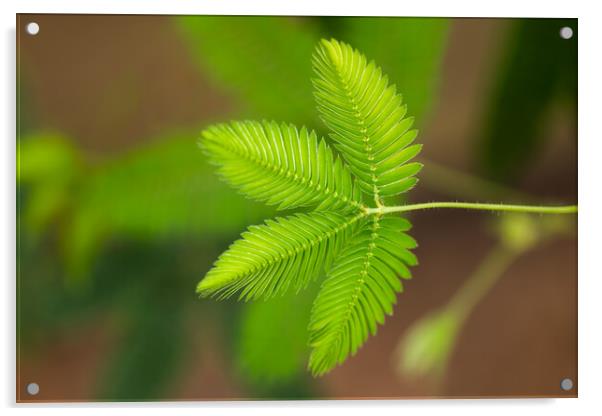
[196,275,217,298]
[318,38,344,67]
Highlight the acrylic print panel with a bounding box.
[16,14,578,402]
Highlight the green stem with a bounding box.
[446,244,520,322]
[364,202,578,216]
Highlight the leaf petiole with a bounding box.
[364,202,578,216]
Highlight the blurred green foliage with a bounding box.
[18,234,213,399]
[479,18,577,182]
[236,284,318,386]
[94,242,189,401]
[18,130,273,399]
[18,134,80,233]
[177,16,320,124]
[98,304,184,401]
[18,16,575,399]
[177,16,448,128]
[19,131,273,284]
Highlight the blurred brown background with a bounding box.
[17,14,577,401]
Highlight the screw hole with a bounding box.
[560,378,574,391]
[25,22,40,36]
[26,382,39,396]
[559,26,573,40]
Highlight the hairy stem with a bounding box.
[364,202,578,216]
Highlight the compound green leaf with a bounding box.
[312,39,422,201]
[198,37,426,377]
[201,121,362,212]
[308,216,417,376]
[197,211,364,301]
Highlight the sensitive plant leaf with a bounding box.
[197,211,364,301]
[312,39,423,201]
[201,121,362,212]
[308,216,417,376]
[199,38,425,376]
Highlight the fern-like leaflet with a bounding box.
[312,39,423,203]
[201,121,362,212]
[308,216,418,375]
[197,38,422,376]
[197,211,363,300]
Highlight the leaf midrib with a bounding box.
[322,215,381,361]
[329,59,381,204]
[210,212,367,286]
[222,139,364,210]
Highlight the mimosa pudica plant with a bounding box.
[196,38,577,376]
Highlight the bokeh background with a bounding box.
[16,15,577,401]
